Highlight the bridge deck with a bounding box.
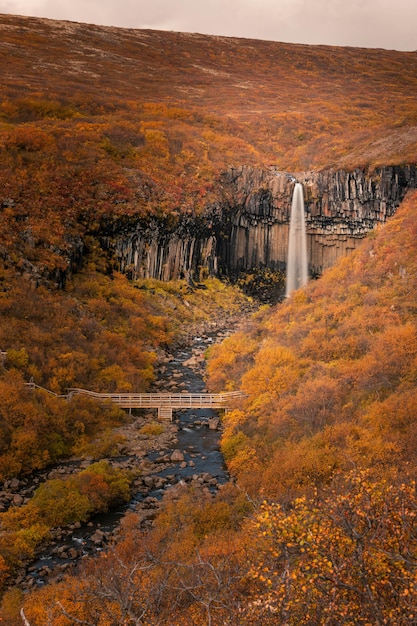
[68,388,242,418]
[25,383,243,420]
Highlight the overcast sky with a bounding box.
[0,0,416,51]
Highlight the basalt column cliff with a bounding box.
[115,165,416,282]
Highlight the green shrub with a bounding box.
[139,422,165,437]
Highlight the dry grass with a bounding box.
[0,13,416,171]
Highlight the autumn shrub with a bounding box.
[31,479,92,527]
[72,428,127,460]
[221,430,249,462]
[4,348,29,370]
[2,97,78,121]
[0,461,133,573]
[206,330,260,392]
[0,513,50,571]
[209,191,417,498]
[31,460,133,524]
[0,587,23,625]
[139,422,165,437]
[3,126,55,152]
[243,471,417,625]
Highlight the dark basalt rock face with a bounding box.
[302,165,416,274]
[114,165,417,282]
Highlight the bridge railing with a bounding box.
[67,388,243,409]
[24,381,69,399]
[24,382,244,412]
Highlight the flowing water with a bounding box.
[25,331,230,587]
[145,340,229,484]
[286,182,308,296]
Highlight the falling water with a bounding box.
[285,182,308,296]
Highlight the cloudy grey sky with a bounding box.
[0,0,416,51]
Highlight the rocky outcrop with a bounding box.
[115,212,222,282]
[301,166,416,274]
[115,165,416,281]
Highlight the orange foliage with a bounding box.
[1,14,417,622]
[208,191,417,499]
[244,471,417,624]
[20,485,250,625]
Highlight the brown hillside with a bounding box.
[1,13,417,171]
[1,14,417,280]
[207,188,417,500]
[3,16,417,622]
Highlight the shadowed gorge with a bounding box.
[1,12,417,624]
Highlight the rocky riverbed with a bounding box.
[3,309,252,591]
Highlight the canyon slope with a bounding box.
[1,13,417,286]
[2,14,417,623]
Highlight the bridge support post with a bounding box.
[158,407,173,420]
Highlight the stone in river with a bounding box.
[171,449,185,462]
[208,417,220,430]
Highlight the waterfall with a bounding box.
[285,182,308,296]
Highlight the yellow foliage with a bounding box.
[209,192,417,499]
[244,472,417,624]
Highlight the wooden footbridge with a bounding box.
[25,382,243,420]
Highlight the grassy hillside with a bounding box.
[1,14,417,282]
[1,13,417,623]
[207,188,417,498]
[1,13,417,171]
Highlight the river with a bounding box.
[20,323,238,589]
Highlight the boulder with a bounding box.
[208,417,220,430]
[171,449,185,462]
[10,478,20,490]
[90,530,105,545]
[68,548,79,559]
